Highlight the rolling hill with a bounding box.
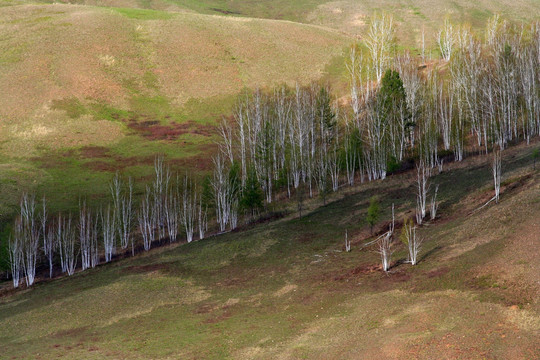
[0,3,348,215]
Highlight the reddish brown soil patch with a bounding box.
[386,271,412,283]
[84,160,118,172]
[79,146,111,159]
[194,303,215,314]
[126,119,215,141]
[122,263,168,274]
[333,263,381,281]
[168,148,218,172]
[203,310,232,324]
[427,267,450,278]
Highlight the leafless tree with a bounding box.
[377,205,395,272]
[492,148,502,203]
[138,187,153,251]
[8,233,22,288]
[198,197,208,240]
[165,182,179,243]
[346,44,364,122]
[401,218,422,265]
[416,161,431,224]
[430,184,439,220]
[364,96,388,180]
[43,223,55,278]
[182,176,197,242]
[101,205,116,263]
[344,121,358,186]
[19,193,40,286]
[345,230,351,252]
[79,200,92,271]
[366,13,395,82]
[438,17,454,61]
[152,156,170,241]
[377,231,393,272]
[111,174,134,253]
[212,155,229,232]
[57,214,77,276]
[89,217,99,268]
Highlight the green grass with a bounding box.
[113,7,175,20]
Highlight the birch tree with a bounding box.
[181,175,197,243]
[101,205,115,263]
[198,197,208,240]
[8,233,22,288]
[401,218,422,265]
[57,214,77,276]
[366,13,395,82]
[138,187,153,251]
[492,148,502,203]
[43,223,55,278]
[165,181,179,243]
[79,201,92,271]
[20,194,40,286]
[416,161,431,224]
[438,17,454,61]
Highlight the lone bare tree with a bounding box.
[377,205,395,272]
[345,230,351,252]
[401,218,422,265]
[377,231,393,272]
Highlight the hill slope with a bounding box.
[0,4,347,153]
[0,4,348,215]
[1,142,538,359]
[13,0,540,42]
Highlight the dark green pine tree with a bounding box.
[316,86,336,132]
[379,69,407,118]
[240,166,263,219]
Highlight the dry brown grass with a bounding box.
[308,0,540,45]
[0,4,348,157]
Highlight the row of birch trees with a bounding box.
[7,158,207,288]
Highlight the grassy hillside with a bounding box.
[1,141,538,359]
[0,4,348,216]
[16,0,540,44]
